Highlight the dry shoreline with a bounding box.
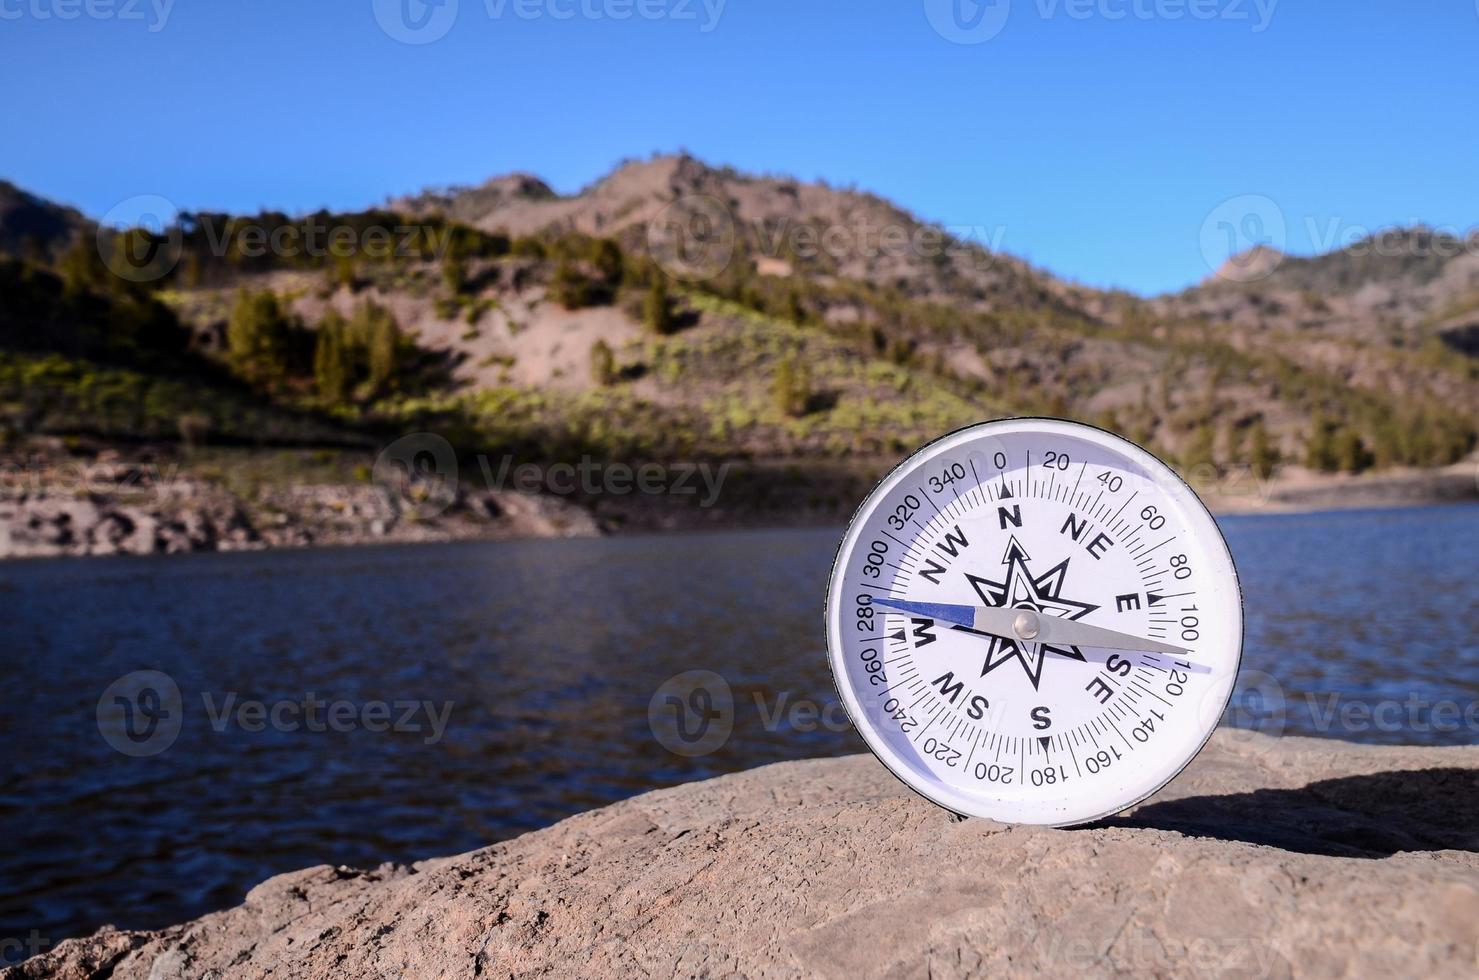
[0,458,1474,560]
[1201,460,1478,515]
[9,731,1478,978]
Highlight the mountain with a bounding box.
[0,180,90,260]
[1152,227,1479,425]
[0,155,1474,516]
[395,153,1088,316]
[397,154,1475,463]
[1165,229,1479,350]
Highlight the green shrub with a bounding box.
[590,338,617,386]
[226,289,293,388]
[645,278,676,334]
[551,259,603,310]
[1248,418,1279,478]
[772,355,814,417]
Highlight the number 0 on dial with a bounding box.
[825,418,1243,826]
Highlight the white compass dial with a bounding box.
[825,418,1243,826]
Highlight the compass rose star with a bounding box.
[963,536,1099,690]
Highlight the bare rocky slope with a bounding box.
[14,731,1478,978]
[0,473,598,558]
[397,153,1074,312]
[395,154,1479,463]
[2,155,1476,546]
[1163,231,1479,351]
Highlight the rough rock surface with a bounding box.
[11,732,1479,978]
[0,478,600,559]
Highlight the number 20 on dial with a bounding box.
[825,418,1243,826]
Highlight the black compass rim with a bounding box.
[821,415,1247,828]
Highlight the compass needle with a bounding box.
[877,597,1195,657]
[983,607,1193,657]
[827,418,1243,827]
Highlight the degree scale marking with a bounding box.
[839,431,1228,809]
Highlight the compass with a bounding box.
[825,418,1242,826]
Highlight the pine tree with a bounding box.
[226,289,292,387]
[1224,422,1246,468]
[442,251,467,296]
[57,237,106,294]
[644,277,675,335]
[1181,421,1217,474]
[591,238,623,286]
[589,338,616,386]
[1333,427,1372,473]
[356,300,400,396]
[1249,418,1279,479]
[772,354,813,417]
[313,310,352,404]
[1305,415,1338,472]
[785,288,806,325]
[551,259,596,310]
[180,252,203,289]
[333,255,358,292]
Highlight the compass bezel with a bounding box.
[823,416,1245,827]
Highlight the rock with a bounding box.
[88,512,135,556]
[0,475,603,560]
[11,731,1479,978]
[490,490,602,538]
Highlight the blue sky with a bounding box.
[2,0,1477,294]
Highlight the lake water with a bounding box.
[2,504,1476,953]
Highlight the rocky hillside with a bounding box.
[0,180,88,260]
[1156,230,1479,420]
[12,731,1478,978]
[393,155,1477,469]
[396,154,1078,314]
[0,154,1474,536]
[1168,230,1479,348]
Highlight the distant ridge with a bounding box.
[2,154,1475,475]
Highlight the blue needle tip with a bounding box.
[871,596,974,628]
